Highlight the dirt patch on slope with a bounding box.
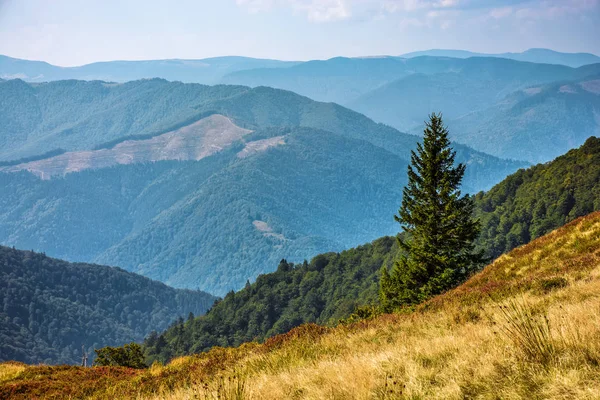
[1,115,252,179]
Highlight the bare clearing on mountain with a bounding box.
[581,79,600,94]
[0,115,252,179]
[237,136,286,159]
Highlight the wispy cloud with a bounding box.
[235,0,350,21]
[515,0,599,19]
[235,0,599,24]
[489,6,513,19]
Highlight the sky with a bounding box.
[0,0,598,66]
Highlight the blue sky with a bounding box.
[0,0,598,66]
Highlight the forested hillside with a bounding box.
[347,57,599,132]
[0,246,216,365]
[144,137,600,362]
[448,76,600,162]
[0,79,525,295]
[143,237,397,363]
[475,136,600,258]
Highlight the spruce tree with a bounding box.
[380,113,483,309]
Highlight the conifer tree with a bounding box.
[380,113,483,309]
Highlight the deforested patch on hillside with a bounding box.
[581,79,600,94]
[237,136,286,159]
[0,115,251,179]
[252,220,286,241]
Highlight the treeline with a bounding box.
[475,136,600,259]
[145,136,600,363]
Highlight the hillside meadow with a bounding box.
[2,211,600,399]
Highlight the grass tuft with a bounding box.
[497,298,555,365]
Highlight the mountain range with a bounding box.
[3,51,600,163]
[400,48,600,67]
[224,56,600,163]
[0,78,526,295]
[2,49,598,84]
[0,55,299,84]
[227,57,600,163]
[1,47,599,377]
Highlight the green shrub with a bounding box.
[537,277,568,294]
[93,343,147,369]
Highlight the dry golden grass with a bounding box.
[0,362,26,385]
[2,212,600,399]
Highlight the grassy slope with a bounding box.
[140,136,600,362]
[2,212,599,399]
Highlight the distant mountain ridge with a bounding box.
[222,56,600,161]
[446,75,600,162]
[0,55,299,84]
[2,48,597,85]
[3,53,599,164]
[400,48,600,68]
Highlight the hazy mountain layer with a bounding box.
[0,79,526,295]
[0,55,299,84]
[401,48,600,68]
[348,59,600,133]
[447,76,600,162]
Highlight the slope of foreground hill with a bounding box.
[0,246,216,365]
[2,212,599,399]
[475,136,600,259]
[138,137,600,362]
